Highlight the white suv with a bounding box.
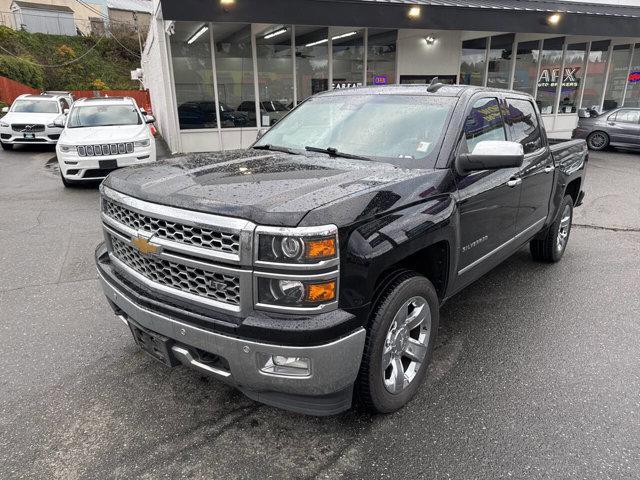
[0,93,72,150]
[56,97,156,187]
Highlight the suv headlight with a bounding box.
[134,139,150,147]
[58,144,74,152]
[0,121,8,128]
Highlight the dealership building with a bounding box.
[141,0,640,153]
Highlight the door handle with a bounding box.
[507,178,522,188]
[544,165,555,173]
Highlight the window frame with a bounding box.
[459,95,508,155]
[609,108,640,124]
[505,97,544,155]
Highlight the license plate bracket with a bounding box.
[129,322,179,367]
[99,159,118,169]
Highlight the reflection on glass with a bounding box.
[170,22,216,130]
[513,40,541,96]
[332,28,365,88]
[604,44,632,111]
[581,40,610,111]
[624,44,640,107]
[255,25,293,126]
[295,27,329,103]
[213,23,256,128]
[558,43,586,114]
[460,38,487,86]
[486,34,514,89]
[506,99,542,154]
[463,97,506,152]
[367,29,397,86]
[536,37,564,115]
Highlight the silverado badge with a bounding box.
[131,236,160,255]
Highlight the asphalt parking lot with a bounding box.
[0,144,639,480]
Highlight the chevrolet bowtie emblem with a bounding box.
[131,236,159,255]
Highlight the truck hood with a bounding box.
[103,149,444,227]
[61,124,149,143]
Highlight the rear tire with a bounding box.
[530,195,574,263]
[1,142,14,151]
[587,131,609,151]
[356,272,439,413]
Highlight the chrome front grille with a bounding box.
[12,124,45,132]
[110,236,241,306]
[103,198,240,255]
[78,143,133,156]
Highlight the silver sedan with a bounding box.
[572,107,640,150]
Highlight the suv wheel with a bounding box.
[357,272,439,413]
[587,131,609,151]
[1,142,14,151]
[530,195,574,262]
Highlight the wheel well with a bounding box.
[565,178,581,205]
[374,241,449,302]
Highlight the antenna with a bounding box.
[427,77,444,92]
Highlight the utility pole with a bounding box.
[132,11,144,90]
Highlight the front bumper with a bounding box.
[58,144,156,180]
[96,243,366,415]
[0,127,62,144]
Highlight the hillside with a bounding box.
[0,26,140,91]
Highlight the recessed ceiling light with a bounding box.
[220,0,235,5]
[408,6,421,19]
[548,13,561,25]
[264,28,287,39]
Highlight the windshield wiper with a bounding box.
[253,144,300,155]
[305,146,371,161]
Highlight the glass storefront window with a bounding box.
[513,40,541,96]
[581,40,611,111]
[295,27,329,103]
[486,34,514,89]
[624,44,640,107]
[460,37,487,86]
[212,23,256,128]
[332,28,365,88]
[170,22,216,130]
[558,43,586,114]
[604,44,632,111]
[366,29,397,86]
[255,25,293,126]
[536,37,564,115]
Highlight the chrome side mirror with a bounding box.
[1,107,8,113]
[144,114,156,124]
[456,140,524,174]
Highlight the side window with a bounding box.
[463,97,506,153]
[60,99,69,111]
[613,109,640,124]
[507,99,542,154]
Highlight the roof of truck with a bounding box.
[317,84,532,98]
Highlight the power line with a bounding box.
[0,33,107,68]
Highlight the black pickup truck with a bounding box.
[95,85,587,415]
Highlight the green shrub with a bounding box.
[0,55,44,88]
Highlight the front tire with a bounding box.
[357,272,439,413]
[530,195,574,262]
[1,142,14,151]
[587,131,609,151]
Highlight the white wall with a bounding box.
[397,29,462,78]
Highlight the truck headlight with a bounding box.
[256,225,338,265]
[256,276,337,310]
[134,139,150,147]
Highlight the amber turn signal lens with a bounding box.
[306,281,336,302]
[305,238,336,259]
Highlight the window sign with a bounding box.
[629,72,640,83]
[538,67,580,89]
[332,82,363,89]
[373,75,388,85]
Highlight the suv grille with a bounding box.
[103,199,240,254]
[110,235,241,306]
[12,124,45,132]
[78,143,133,156]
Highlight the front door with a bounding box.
[506,98,554,233]
[455,97,521,275]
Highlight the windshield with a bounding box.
[254,94,455,167]
[67,105,141,128]
[11,100,59,114]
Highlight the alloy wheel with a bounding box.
[557,204,572,252]
[382,296,431,394]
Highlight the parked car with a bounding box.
[177,101,250,128]
[95,85,587,415]
[0,93,72,150]
[572,107,640,151]
[56,97,156,187]
[237,100,290,126]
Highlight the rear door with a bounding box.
[606,109,640,146]
[455,96,521,274]
[506,97,554,233]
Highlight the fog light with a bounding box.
[258,353,311,377]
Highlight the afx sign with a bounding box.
[538,67,580,88]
